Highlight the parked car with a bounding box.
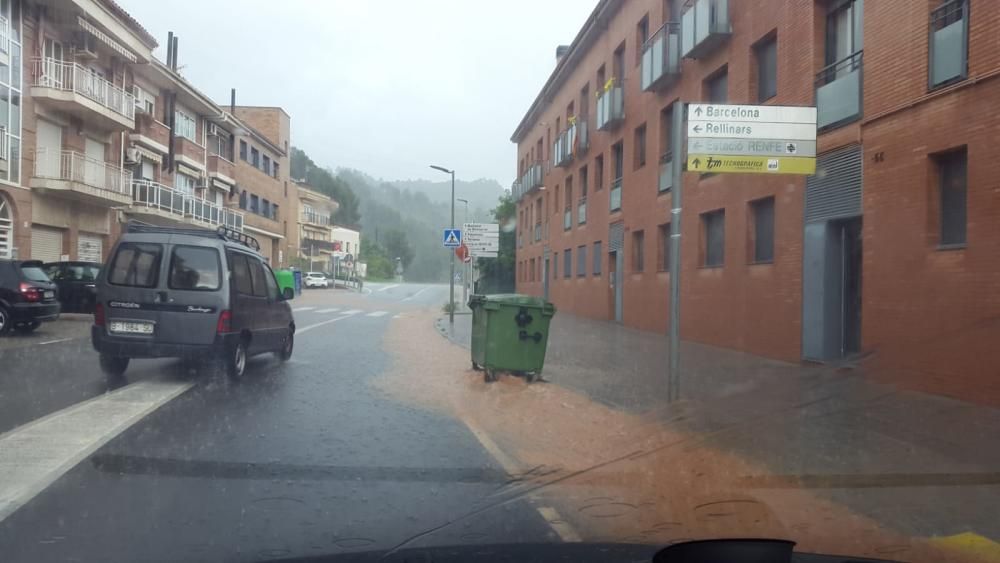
[43,261,101,314]
[91,223,295,380]
[0,259,61,335]
[304,271,330,288]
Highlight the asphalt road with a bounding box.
[0,283,560,562]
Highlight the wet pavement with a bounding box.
[0,283,561,562]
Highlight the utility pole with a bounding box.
[667,102,686,403]
[430,165,457,324]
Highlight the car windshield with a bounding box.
[1,2,997,563]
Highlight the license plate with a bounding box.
[44,291,54,299]
[109,321,154,335]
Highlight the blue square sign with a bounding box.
[443,228,462,248]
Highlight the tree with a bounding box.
[382,229,415,270]
[360,239,394,280]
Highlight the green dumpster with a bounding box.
[274,269,296,299]
[468,294,556,383]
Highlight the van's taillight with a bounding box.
[216,310,233,334]
[94,303,105,326]
[19,282,41,302]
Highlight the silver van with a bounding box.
[92,223,295,380]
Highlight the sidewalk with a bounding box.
[438,310,1000,542]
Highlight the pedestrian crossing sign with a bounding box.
[443,228,462,248]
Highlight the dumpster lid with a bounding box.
[482,294,552,308]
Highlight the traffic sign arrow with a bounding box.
[693,106,703,117]
[691,158,702,169]
[693,125,703,134]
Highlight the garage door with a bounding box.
[77,233,103,263]
[31,225,64,262]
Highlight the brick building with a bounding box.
[0,0,298,270]
[296,180,338,272]
[511,0,999,404]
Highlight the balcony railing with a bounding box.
[34,149,130,196]
[554,126,576,168]
[577,197,587,225]
[681,0,731,59]
[301,211,331,226]
[515,161,544,202]
[929,0,968,88]
[534,222,542,242]
[658,152,674,192]
[642,22,682,91]
[132,179,244,231]
[596,79,625,131]
[31,58,136,121]
[610,177,623,212]
[0,127,9,164]
[575,119,590,154]
[563,207,572,230]
[0,16,10,55]
[815,50,863,129]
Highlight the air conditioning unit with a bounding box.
[124,147,141,165]
[74,32,98,60]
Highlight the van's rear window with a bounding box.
[108,243,163,288]
[169,246,221,291]
[19,265,51,283]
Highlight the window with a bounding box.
[108,243,162,288]
[175,111,196,141]
[612,142,624,181]
[239,140,248,161]
[273,162,280,179]
[248,258,269,297]
[755,35,778,102]
[597,65,606,91]
[593,241,602,275]
[262,155,271,175]
[529,258,535,282]
[929,0,968,88]
[637,16,650,65]
[272,203,279,221]
[250,147,260,168]
[169,246,221,291]
[239,190,248,209]
[175,172,197,194]
[553,252,559,279]
[229,252,253,295]
[577,245,587,277]
[658,223,671,271]
[632,230,645,272]
[702,209,726,267]
[750,197,775,263]
[937,149,967,246]
[250,194,260,214]
[634,124,647,169]
[563,249,572,279]
[261,199,270,218]
[613,42,625,80]
[826,0,863,66]
[706,67,728,103]
[595,154,605,190]
[209,132,231,160]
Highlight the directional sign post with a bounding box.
[463,223,500,258]
[443,228,462,248]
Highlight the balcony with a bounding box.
[301,238,336,253]
[0,16,10,67]
[596,79,624,131]
[577,197,587,225]
[658,152,674,192]
[131,113,170,152]
[516,161,544,202]
[576,119,590,153]
[534,222,542,242]
[642,22,682,91]
[554,127,575,168]
[30,58,135,130]
[610,177,623,212]
[207,154,235,183]
[681,0,731,59]
[301,210,332,227]
[563,207,572,230]
[129,179,244,231]
[929,0,968,88]
[174,136,206,168]
[815,51,863,130]
[31,149,131,205]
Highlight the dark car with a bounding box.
[0,259,61,335]
[43,261,101,314]
[92,223,296,380]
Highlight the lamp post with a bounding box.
[457,198,470,304]
[430,165,456,324]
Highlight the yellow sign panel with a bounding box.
[687,154,816,175]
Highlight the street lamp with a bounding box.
[457,198,470,305]
[430,164,456,324]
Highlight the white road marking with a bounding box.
[292,307,316,312]
[340,309,363,316]
[377,284,399,292]
[296,315,354,335]
[38,338,74,346]
[366,311,388,317]
[393,314,405,319]
[315,308,341,313]
[0,379,195,523]
[462,417,583,543]
[402,286,431,301]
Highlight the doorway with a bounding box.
[802,216,863,360]
[543,257,550,300]
[609,250,623,323]
[838,217,863,356]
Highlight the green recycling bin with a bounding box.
[468,294,556,383]
[274,269,296,299]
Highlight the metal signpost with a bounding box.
[462,223,500,258]
[668,103,817,403]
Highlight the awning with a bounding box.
[134,146,161,163]
[244,225,285,240]
[212,178,233,190]
[78,17,137,63]
[176,162,202,178]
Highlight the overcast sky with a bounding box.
[118,0,596,185]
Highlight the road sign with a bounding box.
[687,121,816,140]
[687,138,816,158]
[463,223,500,257]
[443,228,462,248]
[688,104,817,124]
[455,244,472,263]
[687,155,816,175]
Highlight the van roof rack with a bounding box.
[125,221,261,252]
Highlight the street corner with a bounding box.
[0,314,91,351]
